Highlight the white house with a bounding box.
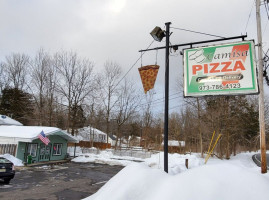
[76,126,119,147]
[77,126,107,143]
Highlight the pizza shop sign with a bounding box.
[183,41,258,97]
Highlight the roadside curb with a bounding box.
[252,154,261,167]
[252,154,269,170]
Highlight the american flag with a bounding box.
[38,130,50,145]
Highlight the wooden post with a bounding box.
[185,159,189,169]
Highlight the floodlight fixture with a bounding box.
[150,26,165,42]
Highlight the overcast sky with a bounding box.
[0,0,268,113]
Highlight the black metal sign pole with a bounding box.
[139,23,247,173]
[164,22,171,173]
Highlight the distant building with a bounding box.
[68,126,113,150]
[161,140,185,147]
[77,126,107,143]
[0,115,23,126]
[108,134,117,147]
[161,140,185,153]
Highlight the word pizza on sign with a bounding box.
[183,41,258,97]
[138,65,159,94]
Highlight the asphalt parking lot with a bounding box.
[0,162,123,200]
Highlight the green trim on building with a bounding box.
[16,135,69,163]
[17,142,27,161]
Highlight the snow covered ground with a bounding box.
[72,150,202,174]
[75,151,269,200]
[2,149,269,200]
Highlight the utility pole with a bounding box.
[256,0,267,174]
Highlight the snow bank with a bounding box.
[0,154,24,166]
[72,150,143,166]
[84,153,269,200]
[72,150,203,174]
[145,152,203,174]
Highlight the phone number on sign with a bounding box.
[198,83,241,91]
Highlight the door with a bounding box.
[39,144,51,162]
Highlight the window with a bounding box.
[0,158,12,163]
[27,144,37,157]
[53,144,62,156]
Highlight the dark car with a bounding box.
[0,157,15,184]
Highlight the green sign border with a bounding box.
[183,40,259,97]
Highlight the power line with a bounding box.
[169,105,181,111]
[264,47,269,58]
[141,95,182,107]
[170,27,226,39]
[140,92,181,106]
[153,104,181,112]
[112,40,155,91]
[244,0,255,33]
[262,1,269,44]
[152,96,181,106]
[263,19,269,35]
[141,92,180,105]
[264,0,269,20]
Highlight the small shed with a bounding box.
[0,125,78,163]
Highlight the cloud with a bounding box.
[109,0,127,13]
[0,0,268,102]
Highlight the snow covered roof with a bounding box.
[0,115,23,126]
[162,140,185,147]
[108,134,117,140]
[0,126,78,143]
[76,126,107,141]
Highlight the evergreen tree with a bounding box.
[70,104,86,135]
[0,87,34,125]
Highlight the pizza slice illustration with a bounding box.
[138,65,160,93]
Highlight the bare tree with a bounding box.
[178,77,204,157]
[0,63,9,93]
[175,76,204,156]
[55,51,94,135]
[97,61,122,142]
[46,56,58,126]
[3,53,30,90]
[141,91,155,148]
[114,79,140,149]
[30,49,52,125]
